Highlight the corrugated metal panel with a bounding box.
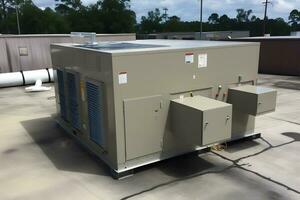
[66,72,81,130]
[0,34,136,73]
[57,69,67,121]
[0,38,10,73]
[86,81,105,147]
[5,37,63,72]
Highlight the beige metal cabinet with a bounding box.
[171,96,232,146]
[50,39,276,176]
[228,85,277,115]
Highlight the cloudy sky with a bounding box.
[33,0,299,22]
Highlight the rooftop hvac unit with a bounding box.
[51,39,277,178]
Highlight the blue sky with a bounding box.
[33,0,299,22]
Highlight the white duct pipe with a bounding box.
[23,69,50,85]
[0,69,54,88]
[0,72,23,87]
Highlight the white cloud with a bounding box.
[274,0,297,14]
[32,0,300,21]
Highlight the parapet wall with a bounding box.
[0,33,136,73]
[231,36,300,76]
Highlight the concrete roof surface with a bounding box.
[0,74,299,200]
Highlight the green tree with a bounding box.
[1,0,35,33]
[164,15,182,32]
[41,7,70,33]
[55,0,83,15]
[0,1,295,37]
[99,0,136,33]
[218,14,232,30]
[208,13,219,24]
[140,8,163,33]
[236,9,253,22]
[289,10,300,31]
[268,18,291,36]
[289,9,300,26]
[251,15,257,22]
[17,1,67,34]
[0,0,9,19]
[54,0,136,33]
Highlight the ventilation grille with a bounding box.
[66,72,81,130]
[86,81,105,147]
[56,69,67,121]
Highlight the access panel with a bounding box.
[124,95,164,160]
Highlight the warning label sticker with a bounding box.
[185,53,194,64]
[118,72,127,85]
[198,54,208,68]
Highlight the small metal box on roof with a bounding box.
[228,85,277,116]
[171,96,232,146]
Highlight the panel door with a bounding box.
[124,95,164,160]
[202,105,232,145]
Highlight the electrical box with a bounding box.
[50,39,275,176]
[228,85,277,116]
[171,96,232,146]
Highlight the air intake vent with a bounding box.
[66,72,81,130]
[86,81,105,147]
[56,69,67,121]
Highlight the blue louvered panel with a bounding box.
[66,72,81,130]
[57,69,67,121]
[86,81,105,147]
